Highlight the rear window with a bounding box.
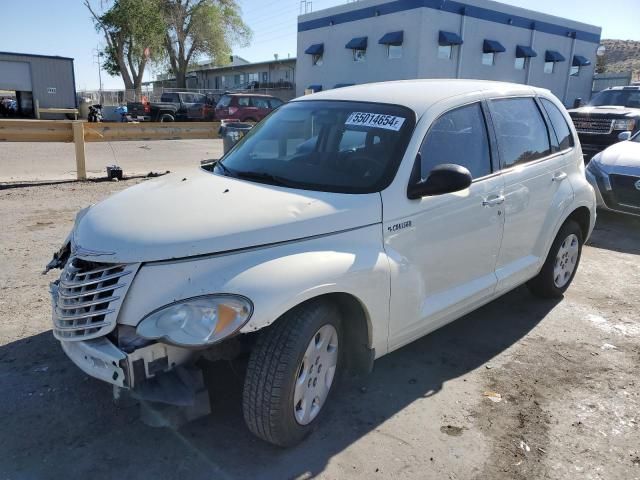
[489,97,551,168]
[217,95,232,108]
[161,93,179,103]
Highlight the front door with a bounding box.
[384,101,505,350]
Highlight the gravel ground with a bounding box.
[1,178,639,480]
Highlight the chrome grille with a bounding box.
[572,117,614,135]
[52,258,137,341]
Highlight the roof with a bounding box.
[223,92,280,98]
[0,51,74,61]
[293,79,547,117]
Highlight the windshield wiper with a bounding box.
[214,160,234,177]
[233,170,297,188]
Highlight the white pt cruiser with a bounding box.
[48,80,595,446]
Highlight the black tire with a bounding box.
[159,113,175,122]
[242,300,342,447]
[244,117,257,123]
[527,220,583,298]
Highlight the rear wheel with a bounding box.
[527,220,583,298]
[242,301,341,447]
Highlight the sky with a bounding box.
[0,0,638,90]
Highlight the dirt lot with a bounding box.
[1,178,639,480]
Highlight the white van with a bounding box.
[48,80,595,446]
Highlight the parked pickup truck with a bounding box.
[568,86,640,161]
[127,92,212,122]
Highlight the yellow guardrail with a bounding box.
[0,120,220,180]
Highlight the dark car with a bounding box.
[215,94,284,122]
[127,92,210,122]
[568,86,640,161]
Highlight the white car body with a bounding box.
[50,80,595,409]
[586,133,640,216]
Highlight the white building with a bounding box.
[296,0,601,106]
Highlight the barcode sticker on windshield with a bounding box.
[345,112,406,131]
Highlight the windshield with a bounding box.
[214,100,415,193]
[589,89,640,108]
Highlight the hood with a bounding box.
[596,140,640,172]
[73,169,381,263]
[569,106,638,117]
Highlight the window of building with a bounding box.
[570,65,580,76]
[514,57,527,70]
[312,53,323,66]
[438,45,452,59]
[544,61,555,74]
[387,44,402,59]
[353,49,366,62]
[482,52,495,66]
[541,98,575,150]
[489,97,551,168]
[419,102,492,180]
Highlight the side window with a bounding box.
[490,97,551,168]
[419,102,492,180]
[238,96,250,107]
[541,98,575,151]
[252,97,270,109]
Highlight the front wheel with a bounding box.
[159,113,175,122]
[242,301,341,447]
[527,220,583,298]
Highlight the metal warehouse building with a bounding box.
[296,0,601,106]
[0,52,77,118]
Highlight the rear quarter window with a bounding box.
[541,98,575,151]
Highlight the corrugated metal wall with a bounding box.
[0,53,76,117]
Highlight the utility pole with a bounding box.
[93,46,104,104]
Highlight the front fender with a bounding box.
[117,225,391,356]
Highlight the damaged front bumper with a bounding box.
[60,336,195,390]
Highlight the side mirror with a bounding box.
[573,98,584,109]
[618,131,632,142]
[407,163,472,199]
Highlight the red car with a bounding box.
[215,93,284,122]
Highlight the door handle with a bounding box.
[552,171,568,182]
[482,195,505,207]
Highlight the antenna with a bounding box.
[300,0,312,14]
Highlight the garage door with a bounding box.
[0,61,32,91]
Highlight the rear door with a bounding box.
[385,101,505,349]
[488,96,575,293]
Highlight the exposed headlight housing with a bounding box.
[586,156,612,190]
[136,295,253,347]
[612,119,635,131]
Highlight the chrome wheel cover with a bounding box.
[293,324,339,426]
[554,233,579,288]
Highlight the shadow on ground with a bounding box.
[587,210,640,255]
[0,286,556,480]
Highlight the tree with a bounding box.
[85,0,165,92]
[161,0,251,88]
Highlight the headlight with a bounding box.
[612,119,635,131]
[586,156,612,190]
[137,295,253,347]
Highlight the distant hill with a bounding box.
[601,39,640,77]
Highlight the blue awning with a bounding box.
[305,43,324,55]
[378,31,403,45]
[334,83,355,88]
[345,37,368,50]
[545,50,566,62]
[439,31,463,46]
[483,39,506,53]
[307,84,322,92]
[516,45,537,58]
[573,55,591,66]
